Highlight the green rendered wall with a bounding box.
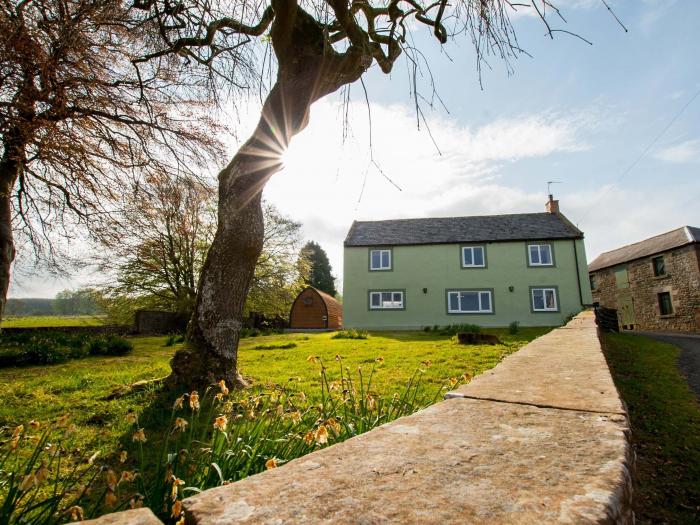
[343,238,593,329]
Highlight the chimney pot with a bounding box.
[546,194,559,214]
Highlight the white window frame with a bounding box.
[528,244,554,266]
[531,288,558,312]
[369,290,404,310]
[369,249,392,271]
[461,246,486,268]
[447,290,493,314]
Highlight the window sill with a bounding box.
[659,313,676,319]
[652,274,671,280]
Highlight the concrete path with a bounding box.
[638,331,700,401]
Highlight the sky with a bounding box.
[13,0,700,298]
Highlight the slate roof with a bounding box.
[344,212,583,247]
[588,226,700,272]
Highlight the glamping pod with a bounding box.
[289,287,343,330]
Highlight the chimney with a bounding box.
[546,194,559,214]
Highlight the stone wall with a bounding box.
[591,244,700,332]
[80,313,633,524]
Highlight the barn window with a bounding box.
[370,249,392,270]
[658,292,673,315]
[369,291,403,309]
[652,256,666,276]
[461,246,486,268]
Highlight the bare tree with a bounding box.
[130,0,616,389]
[0,0,225,320]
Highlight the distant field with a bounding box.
[1,315,107,328]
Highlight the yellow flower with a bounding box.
[132,428,147,443]
[375,356,384,363]
[28,420,41,430]
[449,377,458,387]
[218,380,229,396]
[288,411,302,424]
[119,471,136,484]
[303,431,315,444]
[247,409,255,419]
[239,397,248,408]
[105,489,117,508]
[171,499,183,518]
[125,412,138,425]
[119,450,128,463]
[265,458,278,469]
[314,425,329,445]
[189,391,200,411]
[420,360,432,368]
[329,380,341,392]
[462,373,472,382]
[170,477,184,501]
[68,506,84,521]
[174,418,189,433]
[213,415,228,431]
[365,394,376,411]
[105,469,118,490]
[326,418,341,435]
[306,355,318,364]
[173,395,185,410]
[298,391,307,402]
[223,400,234,412]
[214,392,224,402]
[11,425,24,439]
[334,354,342,361]
[19,473,36,491]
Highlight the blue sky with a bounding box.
[14,0,700,297]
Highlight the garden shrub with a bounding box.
[331,329,368,340]
[508,321,520,335]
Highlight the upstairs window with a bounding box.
[461,246,486,268]
[369,291,404,310]
[370,249,391,271]
[528,244,553,266]
[658,292,673,315]
[447,290,493,314]
[531,288,558,312]
[589,275,597,291]
[652,256,666,277]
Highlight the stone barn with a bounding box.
[289,287,343,330]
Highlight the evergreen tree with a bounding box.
[302,241,337,297]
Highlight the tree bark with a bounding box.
[167,3,371,391]
[0,132,23,323]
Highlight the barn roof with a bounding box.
[344,212,582,247]
[588,226,700,272]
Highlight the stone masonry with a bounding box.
[80,313,633,524]
[591,244,700,332]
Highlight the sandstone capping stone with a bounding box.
[77,508,162,525]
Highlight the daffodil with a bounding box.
[326,418,341,435]
[449,377,458,386]
[289,410,302,424]
[375,356,384,363]
[125,412,137,425]
[68,506,84,521]
[265,458,278,469]
[213,415,228,431]
[314,425,329,445]
[306,355,318,364]
[303,431,315,444]
[189,391,200,411]
[174,417,188,433]
[119,471,136,484]
[28,420,41,430]
[171,500,183,518]
[105,469,118,490]
[365,394,376,411]
[132,428,147,443]
[105,489,117,508]
[173,395,185,410]
[218,380,229,396]
[119,450,128,463]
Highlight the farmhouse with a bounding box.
[342,197,592,329]
[588,226,700,332]
[289,286,343,330]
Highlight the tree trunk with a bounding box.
[167,3,371,391]
[0,138,22,323]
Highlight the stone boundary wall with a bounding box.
[83,312,633,524]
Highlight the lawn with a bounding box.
[1,315,106,328]
[0,327,549,460]
[602,333,700,524]
[0,326,549,522]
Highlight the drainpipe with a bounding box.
[573,239,584,307]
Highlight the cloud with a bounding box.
[654,139,700,163]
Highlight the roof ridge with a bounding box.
[352,211,550,224]
[596,226,688,258]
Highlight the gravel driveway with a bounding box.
[639,332,700,401]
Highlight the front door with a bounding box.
[618,296,636,330]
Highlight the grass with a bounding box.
[0,327,550,522]
[1,316,106,328]
[602,333,700,524]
